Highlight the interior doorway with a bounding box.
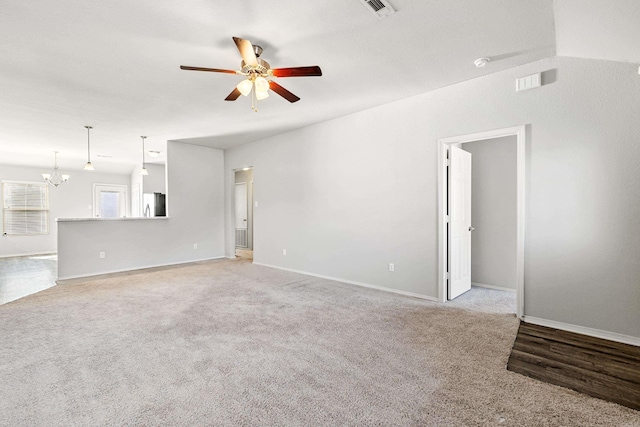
[438,126,525,318]
[234,168,254,261]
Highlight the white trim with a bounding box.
[56,217,170,222]
[438,125,526,319]
[523,316,640,347]
[253,262,439,302]
[56,256,225,281]
[471,282,516,293]
[0,251,56,259]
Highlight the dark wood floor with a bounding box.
[508,322,640,411]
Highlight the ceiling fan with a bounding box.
[180,37,322,111]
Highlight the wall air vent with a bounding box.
[358,0,396,19]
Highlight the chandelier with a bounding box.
[42,151,70,187]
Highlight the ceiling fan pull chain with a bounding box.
[253,84,258,112]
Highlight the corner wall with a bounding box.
[224,56,640,339]
[58,142,225,279]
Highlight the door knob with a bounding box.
[469,226,475,232]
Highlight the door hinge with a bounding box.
[445,272,449,280]
[446,159,451,166]
[446,215,450,223]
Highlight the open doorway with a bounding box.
[234,168,254,261]
[438,126,525,318]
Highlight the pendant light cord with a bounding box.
[141,136,146,168]
[85,126,93,163]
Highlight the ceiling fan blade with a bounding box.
[232,36,258,66]
[271,66,322,78]
[225,88,242,101]
[269,81,300,103]
[180,65,237,74]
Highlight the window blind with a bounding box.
[2,181,49,235]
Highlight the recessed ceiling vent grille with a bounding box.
[358,0,396,19]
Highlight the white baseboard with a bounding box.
[252,262,439,302]
[472,282,516,293]
[523,316,640,347]
[57,256,226,282]
[0,251,57,259]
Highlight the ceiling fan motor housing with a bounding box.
[241,58,271,76]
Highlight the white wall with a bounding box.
[130,163,165,217]
[462,136,517,290]
[143,163,166,194]
[57,142,225,279]
[224,56,640,338]
[130,164,143,216]
[0,164,130,257]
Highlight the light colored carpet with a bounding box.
[0,259,637,426]
[448,285,516,315]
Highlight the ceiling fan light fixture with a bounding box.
[255,89,269,100]
[84,162,95,171]
[237,79,253,96]
[254,76,269,92]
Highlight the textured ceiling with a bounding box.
[1,0,560,174]
[555,0,640,63]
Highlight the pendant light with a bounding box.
[42,151,70,187]
[140,136,149,176]
[84,125,95,171]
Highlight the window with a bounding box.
[2,181,49,235]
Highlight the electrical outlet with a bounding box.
[389,263,394,272]
[283,249,287,256]
[99,252,105,259]
[193,243,198,249]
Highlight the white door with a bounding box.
[235,182,248,248]
[448,146,472,299]
[93,184,127,218]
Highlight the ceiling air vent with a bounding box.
[358,0,396,19]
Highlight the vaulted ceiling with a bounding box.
[0,1,637,174]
